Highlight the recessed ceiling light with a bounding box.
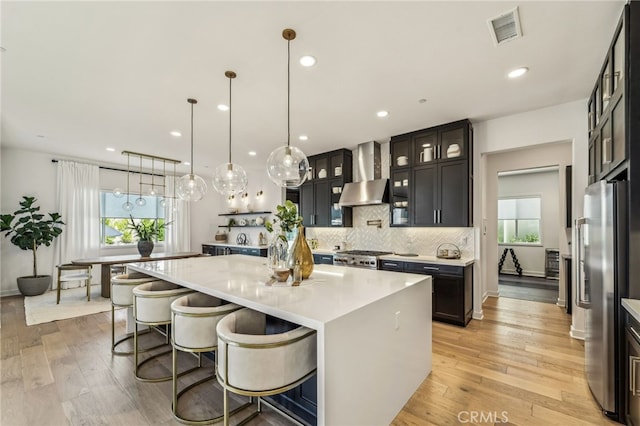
[170,130,182,137]
[418,98,427,104]
[36,134,45,138]
[299,135,309,141]
[183,161,190,166]
[106,147,116,152]
[376,110,389,118]
[248,151,257,156]
[217,104,229,111]
[299,55,316,67]
[507,67,528,78]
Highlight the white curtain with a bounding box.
[53,161,100,290]
[164,175,191,252]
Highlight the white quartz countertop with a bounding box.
[202,242,267,249]
[128,254,431,330]
[379,254,474,267]
[623,299,640,323]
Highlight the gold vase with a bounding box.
[287,225,314,279]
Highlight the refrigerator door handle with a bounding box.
[576,217,590,309]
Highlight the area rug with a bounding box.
[24,285,111,326]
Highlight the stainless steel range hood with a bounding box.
[338,142,389,207]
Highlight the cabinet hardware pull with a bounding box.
[321,256,331,260]
[385,262,398,267]
[433,210,437,224]
[422,266,439,271]
[631,326,640,343]
[603,138,612,164]
[631,355,640,395]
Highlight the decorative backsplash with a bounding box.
[305,205,475,258]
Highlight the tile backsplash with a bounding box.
[305,205,475,258]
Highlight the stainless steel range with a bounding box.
[332,250,392,269]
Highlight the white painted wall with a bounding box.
[497,170,561,278]
[473,99,588,339]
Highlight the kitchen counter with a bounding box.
[128,255,431,425]
[623,299,640,323]
[380,254,475,267]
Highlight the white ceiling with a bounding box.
[1,1,625,176]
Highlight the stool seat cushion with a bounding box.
[133,281,193,324]
[217,308,317,393]
[111,273,158,306]
[171,293,241,350]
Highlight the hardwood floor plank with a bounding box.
[20,344,54,391]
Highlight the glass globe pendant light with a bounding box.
[266,28,309,188]
[122,153,134,211]
[212,71,248,195]
[176,98,208,201]
[135,155,147,207]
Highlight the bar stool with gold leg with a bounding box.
[216,308,317,426]
[111,272,159,355]
[170,293,246,424]
[133,281,194,382]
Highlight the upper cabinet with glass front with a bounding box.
[588,4,635,182]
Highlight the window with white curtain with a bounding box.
[99,191,166,246]
[498,196,542,244]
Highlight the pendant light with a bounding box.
[266,28,309,188]
[135,155,146,207]
[122,153,134,211]
[148,158,157,196]
[176,98,207,201]
[212,71,248,195]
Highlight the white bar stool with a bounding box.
[133,280,194,382]
[216,308,317,426]
[170,293,244,424]
[110,272,159,355]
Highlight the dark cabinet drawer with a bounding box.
[313,254,334,265]
[380,260,405,271]
[404,261,463,277]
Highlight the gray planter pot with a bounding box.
[17,275,51,296]
[137,240,154,257]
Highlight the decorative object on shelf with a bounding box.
[287,225,313,280]
[236,233,248,245]
[238,218,247,226]
[0,196,65,296]
[212,71,248,196]
[176,98,207,201]
[255,216,264,226]
[256,189,263,199]
[127,214,169,257]
[266,28,310,188]
[446,143,461,158]
[436,243,461,259]
[258,232,267,246]
[215,230,227,242]
[307,238,318,250]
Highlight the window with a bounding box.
[498,196,541,244]
[100,191,166,245]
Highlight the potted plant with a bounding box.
[127,215,169,257]
[0,196,64,296]
[265,200,313,279]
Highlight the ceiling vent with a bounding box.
[488,7,522,45]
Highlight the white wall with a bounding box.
[473,99,588,339]
[497,170,561,278]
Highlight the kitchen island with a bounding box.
[128,254,432,425]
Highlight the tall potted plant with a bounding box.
[0,196,64,296]
[127,215,169,257]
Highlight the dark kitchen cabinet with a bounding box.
[588,6,632,182]
[380,260,473,326]
[390,119,472,227]
[313,253,334,265]
[300,149,352,228]
[201,244,267,257]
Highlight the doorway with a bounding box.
[496,166,560,304]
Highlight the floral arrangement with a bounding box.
[265,200,302,243]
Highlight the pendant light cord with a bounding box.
[287,37,291,148]
[228,75,232,165]
[126,153,130,202]
[190,101,195,176]
[139,155,143,196]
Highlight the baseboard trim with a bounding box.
[472,310,484,320]
[556,298,566,307]
[482,291,489,303]
[570,325,585,340]
[487,290,500,298]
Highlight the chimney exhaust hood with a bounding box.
[338,141,389,207]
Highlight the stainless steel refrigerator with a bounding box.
[577,180,627,419]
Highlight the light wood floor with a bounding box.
[1,294,621,425]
